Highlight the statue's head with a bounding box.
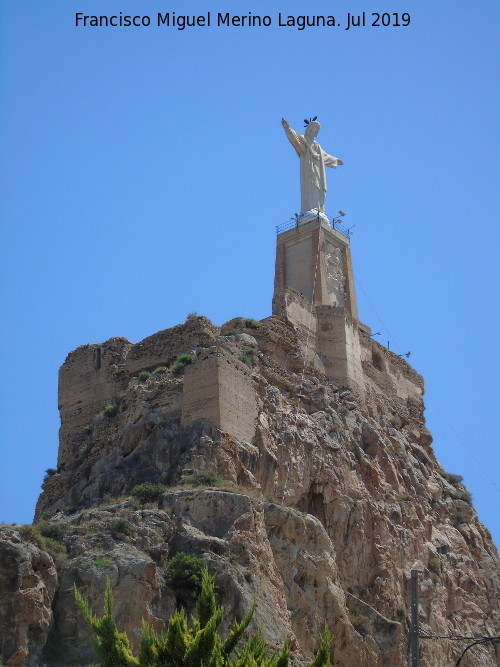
[305,120,321,139]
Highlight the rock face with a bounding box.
[0,527,58,666]
[1,310,499,666]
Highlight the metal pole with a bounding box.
[410,569,420,667]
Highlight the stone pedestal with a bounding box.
[273,217,358,318]
[273,216,367,394]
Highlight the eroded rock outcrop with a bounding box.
[2,312,499,666]
[0,527,58,666]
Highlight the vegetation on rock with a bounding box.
[164,553,206,598]
[18,523,66,557]
[131,482,166,504]
[103,402,119,418]
[243,318,262,329]
[75,568,331,666]
[179,471,222,488]
[172,353,196,375]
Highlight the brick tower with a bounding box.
[272,214,370,394]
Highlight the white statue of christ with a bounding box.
[281,118,343,215]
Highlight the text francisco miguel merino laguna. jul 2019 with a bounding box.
[74,11,412,31]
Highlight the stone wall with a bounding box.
[316,306,365,393]
[58,338,131,465]
[272,287,422,402]
[182,348,257,444]
[360,336,424,403]
[57,318,219,466]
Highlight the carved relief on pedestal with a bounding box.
[325,241,345,307]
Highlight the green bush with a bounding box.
[131,482,166,504]
[94,556,112,567]
[75,569,333,666]
[221,329,235,336]
[45,464,64,480]
[19,524,44,548]
[43,537,67,556]
[165,553,206,597]
[172,353,196,375]
[237,354,251,366]
[110,518,132,536]
[153,366,167,374]
[83,424,93,434]
[442,472,463,485]
[36,521,68,541]
[18,524,66,557]
[179,471,222,488]
[244,318,262,329]
[396,605,406,619]
[103,403,119,418]
[138,371,151,383]
[186,312,198,320]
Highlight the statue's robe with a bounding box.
[283,125,341,214]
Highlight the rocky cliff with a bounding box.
[1,306,499,666]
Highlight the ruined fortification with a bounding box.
[1,215,499,666]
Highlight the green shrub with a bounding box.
[243,346,257,356]
[75,570,329,666]
[138,371,151,383]
[172,353,196,375]
[43,537,66,556]
[442,472,463,485]
[110,518,132,536]
[131,482,166,504]
[103,403,118,418]
[83,424,93,434]
[44,464,65,480]
[94,556,111,567]
[244,318,262,329]
[164,553,206,597]
[186,312,198,320]
[153,366,167,374]
[19,524,44,549]
[36,521,68,541]
[221,329,235,336]
[396,605,406,619]
[18,524,66,557]
[179,471,222,488]
[238,354,252,366]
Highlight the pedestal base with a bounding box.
[298,209,329,225]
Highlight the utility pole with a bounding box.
[410,569,420,666]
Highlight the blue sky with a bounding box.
[1,0,499,548]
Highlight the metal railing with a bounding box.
[276,212,352,238]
